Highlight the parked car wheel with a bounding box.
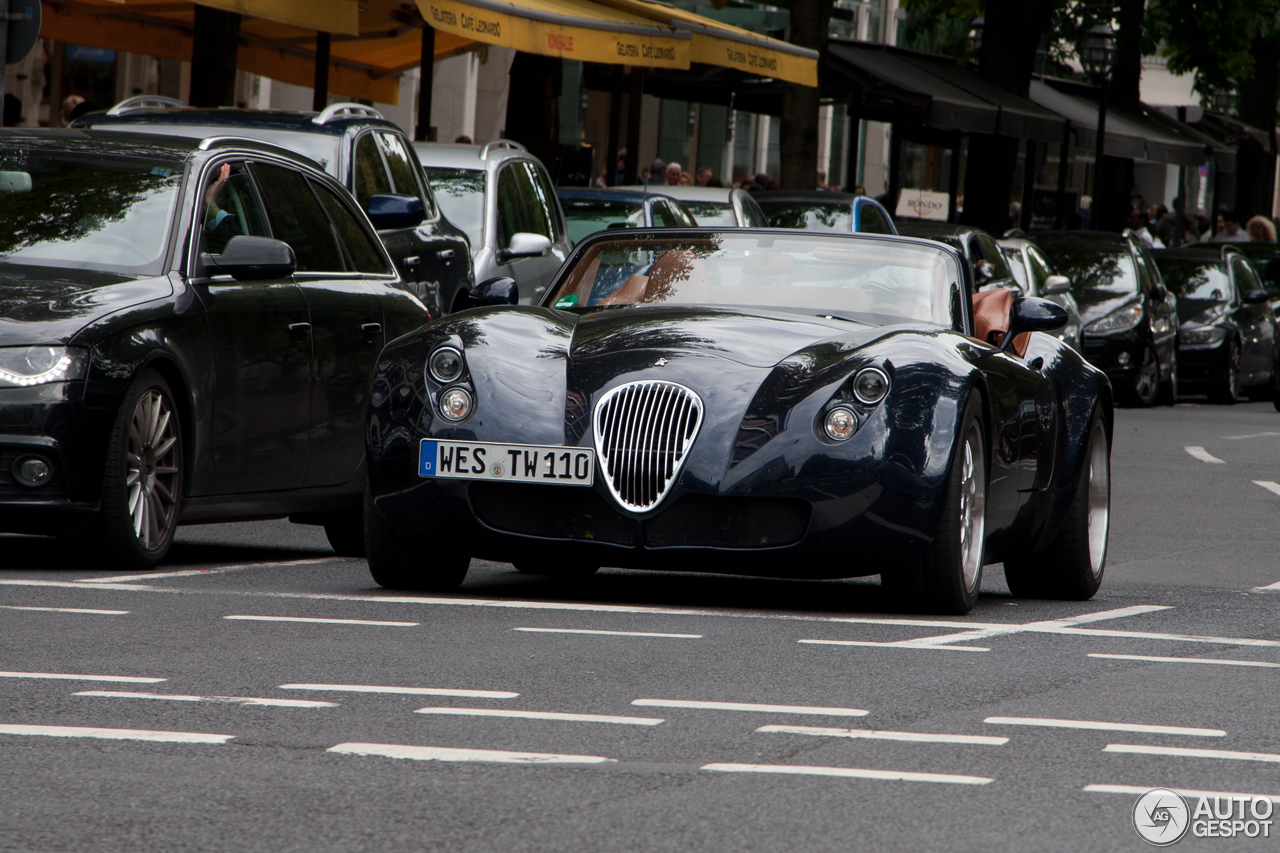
[1209,339,1242,404]
[1157,348,1177,406]
[324,513,366,558]
[364,488,469,590]
[1129,346,1160,407]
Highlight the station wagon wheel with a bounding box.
[1130,346,1160,407]
[1210,339,1241,404]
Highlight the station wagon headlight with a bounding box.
[428,347,465,383]
[438,387,474,422]
[1180,325,1226,347]
[0,346,89,387]
[1086,303,1143,335]
[824,407,857,441]
[852,367,889,405]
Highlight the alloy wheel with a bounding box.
[125,389,180,551]
[958,420,986,593]
[1086,421,1110,579]
[1133,347,1159,404]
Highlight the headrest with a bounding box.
[971,288,1029,357]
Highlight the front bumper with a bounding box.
[1082,330,1143,383]
[1176,340,1228,388]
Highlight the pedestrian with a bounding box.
[853,184,866,196]
[454,135,472,144]
[695,166,713,187]
[678,171,692,186]
[765,177,780,190]
[1126,207,1165,248]
[59,95,85,127]
[754,172,769,188]
[816,169,827,190]
[1155,206,1178,246]
[1246,215,1277,244]
[706,177,723,188]
[615,148,627,185]
[646,158,666,185]
[1212,210,1250,242]
[664,162,682,186]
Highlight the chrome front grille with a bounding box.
[593,380,703,512]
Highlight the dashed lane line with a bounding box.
[75,558,335,584]
[0,724,232,743]
[799,639,990,652]
[1104,744,1280,764]
[513,627,702,639]
[74,691,338,708]
[280,683,519,699]
[1184,446,1226,464]
[1090,652,1280,668]
[757,725,1007,746]
[1222,431,1280,440]
[1253,480,1280,499]
[1252,580,1280,592]
[985,717,1225,737]
[223,615,417,627]
[0,671,165,684]
[0,605,127,615]
[701,763,993,785]
[632,699,868,717]
[414,707,664,726]
[328,743,615,764]
[1084,784,1280,804]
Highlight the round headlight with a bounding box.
[429,347,465,383]
[824,407,857,442]
[13,456,51,487]
[438,387,474,422]
[23,347,58,374]
[852,367,889,405]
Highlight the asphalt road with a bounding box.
[2,401,1279,852]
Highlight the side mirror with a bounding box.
[468,277,519,308]
[207,235,296,281]
[501,232,552,261]
[1042,274,1071,295]
[1149,283,1168,302]
[1001,296,1068,352]
[1243,289,1270,305]
[367,193,425,230]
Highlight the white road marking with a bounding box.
[280,683,518,699]
[76,558,333,584]
[0,580,152,591]
[0,605,127,615]
[223,615,417,627]
[701,763,992,785]
[1184,445,1225,464]
[872,605,1173,649]
[1253,480,1280,498]
[1090,652,1280,668]
[1084,784,1280,804]
[985,716,1225,737]
[513,627,701,638]
[1252,580,1280,592]
[0,670,165,684]
[799,639,990,652]
[74,691,337,708]
[1222,431,1280,440]
[328,743,615,764]
[414,707,663,726]
[1104,744,1280,764]
[632,699,869,717]
[758,725,1007,745]
[0,724,232,743]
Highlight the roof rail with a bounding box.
[196,136,315,162]
[107,95,188,116]
[313,103,385,124]
[478,139,527,159]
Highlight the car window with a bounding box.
[251,163,344,273]
[858,202,893,234]
[759,201,852,232]
[424,167,486,245]
[495,164,527,249]
[1132,245,1155,294]
[201,161,271,256]
[684,201,737,227]
[312,179,390,275]
[1231,256,1259,299]
[739,196,770,227]
[1244,250,1280,299]
[559,198,646,245]
[376,132,435,219]
[528,163,564,241]
[1000,248,1029,289]
[973,233,1012,279]
[1027,246,1053,288]
[511,162,553,240]
[352,133,393,212]
[650,199,683,227]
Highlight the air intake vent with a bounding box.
[594,380,703,512]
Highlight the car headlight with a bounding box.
[824,407,857,441]
[852,367,890,404]
[1180,325,1227,347]
[428,346,465,383]
[1085,303,1143,335]
[438,387,474,421]
[0,346,89,388]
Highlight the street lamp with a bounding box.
[1081,24,1117,228]
[965,17,983,58]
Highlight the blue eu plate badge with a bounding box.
[418,440,438,477]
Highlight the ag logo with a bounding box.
[1133,788,1190,845]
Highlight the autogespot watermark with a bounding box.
[1132,788,1275,845]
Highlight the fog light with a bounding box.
[1117,351,1131,366]
[13,456,51,487]
[824,407,857,441]
[438,387,474,421]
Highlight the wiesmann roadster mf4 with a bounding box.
[364,230,1113,614]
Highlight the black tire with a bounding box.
[1157,347,1177,406]
[324,513,366,558]
[512,560,600,578]
[1128,346,1160,407]
[1004,412,1109,600]
[1209,339,1242,404]
[71,369,183,570]
[364,488,469,590]
[882,396,986,615]
[1272,350,1280,412]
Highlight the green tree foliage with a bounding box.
[1144,0,1270,97]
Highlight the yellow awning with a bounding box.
[415,0,689,68]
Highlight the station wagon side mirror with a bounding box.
[367,193,425,230]
[1149,283,1168,302]
[207,235,296,281]
[1243,289,1270,305]
[501,232,552,261]
[1001,296,1067,352]
[469,277,519,308]
[1042,274,1071,295]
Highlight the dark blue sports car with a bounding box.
[364,230,1113,614]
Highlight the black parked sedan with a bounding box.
[1152,247,1278,402]
[1029,231,1179,406]
[894,221,1017,293]
[556,188,696,246]
[0,129,431,568]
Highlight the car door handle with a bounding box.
[288,322,311,334]
[403,256,421,267]
[436,249,455,260]
[361,322,382,335]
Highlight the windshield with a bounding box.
[1000,247,1028,288]
[547,233,963,329]
[424,167,486,248]
[1034,240,1138,321]
[682,201,738,227]
[0,148,182,275]
[757,201,853,233]
[559,198,646,246]
[1157,259,1231,322]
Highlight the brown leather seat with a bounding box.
[971,288,1029,357]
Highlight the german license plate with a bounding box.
[418,440,594,486]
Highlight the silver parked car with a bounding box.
[998,237,1084,352]
[642,185,770,228]
[415,140,572,308]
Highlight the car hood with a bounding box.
[1176,299,1229,327]
[0,265,174,344]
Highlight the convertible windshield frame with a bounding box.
[542,228,970,333]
